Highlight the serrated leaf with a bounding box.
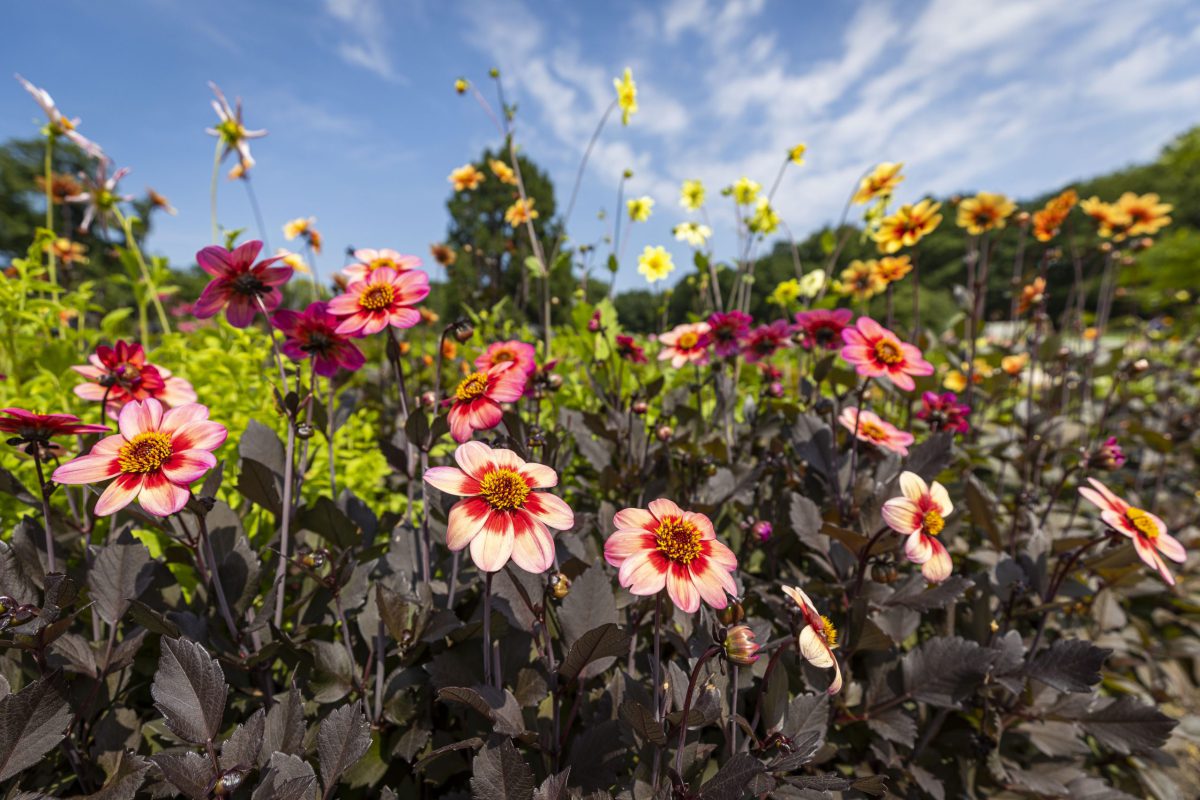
[151,637,228,744]
[788,494,824,550]
[85,751,152,800]
[221,709,266,770]
[533,767,571,800]
[317,701,371,790]
[558,566,617,646]
[151,751,213,800]
[1079,696,1176,755]
[470,737,534,800]
[619,700,666,746]
[557,623,630,684]
[0,673,72,781]
[1027,639,1111,693]
[887,575,974,611]
[699,753,765,799]
[903,636,997,708]
[264,684,306,758]
[438,686,526,736]
[88,540,153,625]
[253,752,318,800]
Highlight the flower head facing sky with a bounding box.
[956,192,1017,235]
[680,179,705,211]
[1116,192,1172,237]
[627,195,654,222]
[193,240,293,328]
[206,82,266,180]
[882,472,954,583]
[449,163,484,192]
[489,158,517,185]
[53,399,226,517]
[604,499,737,613]
[329,266,430,336]
[67,162,132,233]
[637,245,675,284]
[853,162,904,205]
[505,198,538,226]
[731,177,761,205]
[16,75,106,159]
[272,302,366,377]
[873,199,942,253]
[424,441,573,573]
[614,68,638,125]
[673,222,712,248]
[1079,478,1185,585]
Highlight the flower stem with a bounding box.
[192,504,242,649]
[31,447,56,574]
[242,175,271,253]
[43,135,57,289]
[210,139,222,244]
[482,571,494,686]
[674,645,722,778]
[325,377,337,496]
[114,208,171,335]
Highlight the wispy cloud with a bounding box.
[322,0,405,83]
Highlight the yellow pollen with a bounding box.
[1125,507,1158,539]
[654,516,702,564]
[117,432,173,474]
[492,351,514,363]
[478,468,530,511]
[858,420,887,441]
[677,332,699,349]
[455,371,489,402]
[820,615,838,649]
[370,258,396,270]
[359,282,395,311]
[874,339,903,365]
[922,509,945,536]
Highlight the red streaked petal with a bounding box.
[423,466,480,496]
[453,440,496,479]
[647,498,685,522]
[171,421,227,453]
[94,473,143,516]
[604,531,655,567]
[509,512,555,573]
[469,513,514,573]
[161,450,216,484]
[138,472,190,517]
[613,507,655,533]
[618,550,668,596]
[922,538,953,583]
[524,492,574,530]
[882,497,921,534]
[446,498,491,551]
[665,563,700,613]
[118,398,163,440]
[519,461,558,489]
[52,454,120,484]
[688,558,730,610]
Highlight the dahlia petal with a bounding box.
[360,313,389,336]
[888,370,916,392]
[782,585,815,614]
[1081,478,1124,513]
[905,531,933,564]
[171,420,227,453]
[225,295,259,328]
[613,507,655,533]
[519,462,558,489]
[618,550,668,596]
[196,246,234,277]
[882,497,921,534]
[161,449,216,484]
[898,472,928,502]
[1100,509,1131,537]
[688,559,730,609]
[193,281,232,319]
[798,626,834,668]
[929,481,953,516]
[463,399,503,433]
[137,473,190,517]
[509,512,555,573]
[230,240,264,268]
[447,404,474,443]
[388,309,421,329]
[665,563,700,613]
[326,294,360,315]
[446,498,491,551]
[424,466,480,496]
[683,511,716,540]
[647,498,685,522]
[94,473,143,516]
[1156,531,1187,563]
[160,403,209,435]
[701,538,738,571]
[453,441,495,479]
[159,378,198,406]
[524,491,574,531]
[922,539,953,583]
[52,454,120,484]
[856,317,885,339]
[840,345,873,363]
[119,398,163,440]
[841,328,867,347]
[604,531,656,567]
[74,383,108,401]
[258,266,294,287]
[487,448,526,471]
[827,657,843,694]
[469,514,514,573]
[92,434,127,455]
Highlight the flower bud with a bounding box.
[420,391,437,409]
[547,373,564,390]
[723,624,760,666]
[1087,436,1126,471]
[656,425,673,442]
[454,78,469,95]
[718,602,745,625]
[453,320,475,343]
[751,520,773,543]
[631,400,648,415]
[548,571,571,599]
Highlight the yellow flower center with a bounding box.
[1125,507,1158,539]
[117,432,173,474]
[858,420,887,441]
[359,282,395,311]
[370,258,396,270]
[820,615,838,649]
[492,351,514,363]
[478,468,530,511]
[677,332,699,349]
[455,371,489,401]
[874,339,903,365]
[655,516,702,565]
[922,509,945,537]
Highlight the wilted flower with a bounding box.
[424,441,574,573]
[853,162,904,205]
[781,586,842,694]
[329,266,431,336]
[1088,437,1127,472]
[147,188,177,216]
[637,245,675,284]
[271,302,365,377]
[15,75,106,159]
[794,308,853,351]
[707,311,752,358]
[724,625,761,666]
[604,499,737,613]
[615,334,648,364]
[489,158,516,185]
[206,82,266,179]
[788,143,807,165]
[956,192,1016,235]
[475,340,538,376]
[731,177,760,205]
[1079,478,1185,585]
[344,248,422,283]
[449,164,484,192]
[283,217,322,253]
[839,407,913,456]
[505,198,538,226]
[840,317,933,391]
[430,243,457,266]
[614,68,638,125]
[627,196,654,222]
[680,179,705,211]
[873,255,912,285]
[193,241,293,328]
[53,399,226,517]
[446,364,527,443]
[67,162,132,233]
[1115,192,1172,237]
[882,471,955,583]
[0,409,108,447]
[873,200,942,253]
[73,340,197,418]
[659,322,711,368]
[673,222,712,248]
[916,391,971,434]
[742,320,793,364]
[836,260,886,301]
[748,198,780,235]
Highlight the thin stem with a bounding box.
[43,135,57,289]
[547,98,618,270]
[325,377,337,496]
[242,175,272,253]
[193,505,242,647]
[210,139,223,243]
[32,448,56,574]
[114,208,172,335]
[674,646,722,777]
[482,571,494,686]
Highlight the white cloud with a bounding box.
[322,0,404,82]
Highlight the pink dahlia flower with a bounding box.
[446,364,527,443]
[882,471,954,583]
[1079,478,1185,586]
[329,266,430,336]
[193,241,293,328]
[781,585,842,694]
[52,398,226,517]
[793,308,853,351]
[423,441,574,573]
[73,340,197,419]
[603,499,737,613]
[475,339,538,376]
[916,391,971,434]
[840,316,932,391]
[742,319,793,364]
[658,322,712,369]
[839,407,913,456]
[707,311,752,358]
[0,409,108,445]
[343,248,423,283]
[271,302,366,377]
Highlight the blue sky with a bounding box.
[3,0,1199,290]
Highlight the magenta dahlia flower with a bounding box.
[193,241,293,328]
[0,409,108,446]
[707,311,752,357]
[742,320,794,364]
[793,308,853,351]
[73,340,197,419]
[271,302,366,377]
[915,391,971,434]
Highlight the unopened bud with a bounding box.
[723,624,760,666]
[656,425,673,442]
[631,400,648,415]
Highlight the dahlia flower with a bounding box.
[73,340,197,418]
[15,75,106,160]
[794,308,853,351]
[707,311,752,358]
[206,82,266,179]
[1079,478,1185,586]
[475,340,538,376]
[604,499,737,613]
[0,409,108,446]
[343,249,422,283]
[840,317,933,391]
[52,399,226,517]
[423,441,574,573]
[329,267,430,336]
[882,471,954,583]
[742,320,793,364]
[615,335,648,364]
[839,407,913,456]
[271,302,366,377]
[193,241,293,328]
[916,391,971,434]
[781,585,842,694]
[658,322,711,368]
[446,364,527,443]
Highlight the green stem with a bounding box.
[44,135,57,289]
[114,208,171,335]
